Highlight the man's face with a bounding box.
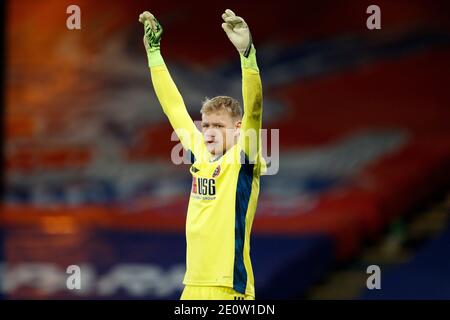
[201,109,241,156]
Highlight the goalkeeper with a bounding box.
[139,9,264,300]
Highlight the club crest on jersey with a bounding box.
[212,165,221,178]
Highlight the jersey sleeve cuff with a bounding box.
[147,50,165,68]
[240,45,259,72]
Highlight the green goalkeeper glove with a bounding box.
[139,11,164,67]
[221,9,253,58]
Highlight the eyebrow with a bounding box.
[202,121,225,126]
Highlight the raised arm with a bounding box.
[221,10,263,165]
[139,11,205,160]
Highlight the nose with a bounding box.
[204,129,216,139]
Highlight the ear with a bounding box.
[234,120,242,137]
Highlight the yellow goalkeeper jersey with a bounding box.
[149,46,263,297]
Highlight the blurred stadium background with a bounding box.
[1,0,450,299]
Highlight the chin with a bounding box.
[208,147,225,156]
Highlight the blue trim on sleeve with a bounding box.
[233,151,254,294]
[187,149,196,164]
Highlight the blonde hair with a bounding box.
[200,96,242,120]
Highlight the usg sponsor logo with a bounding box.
[191,177,216,196]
